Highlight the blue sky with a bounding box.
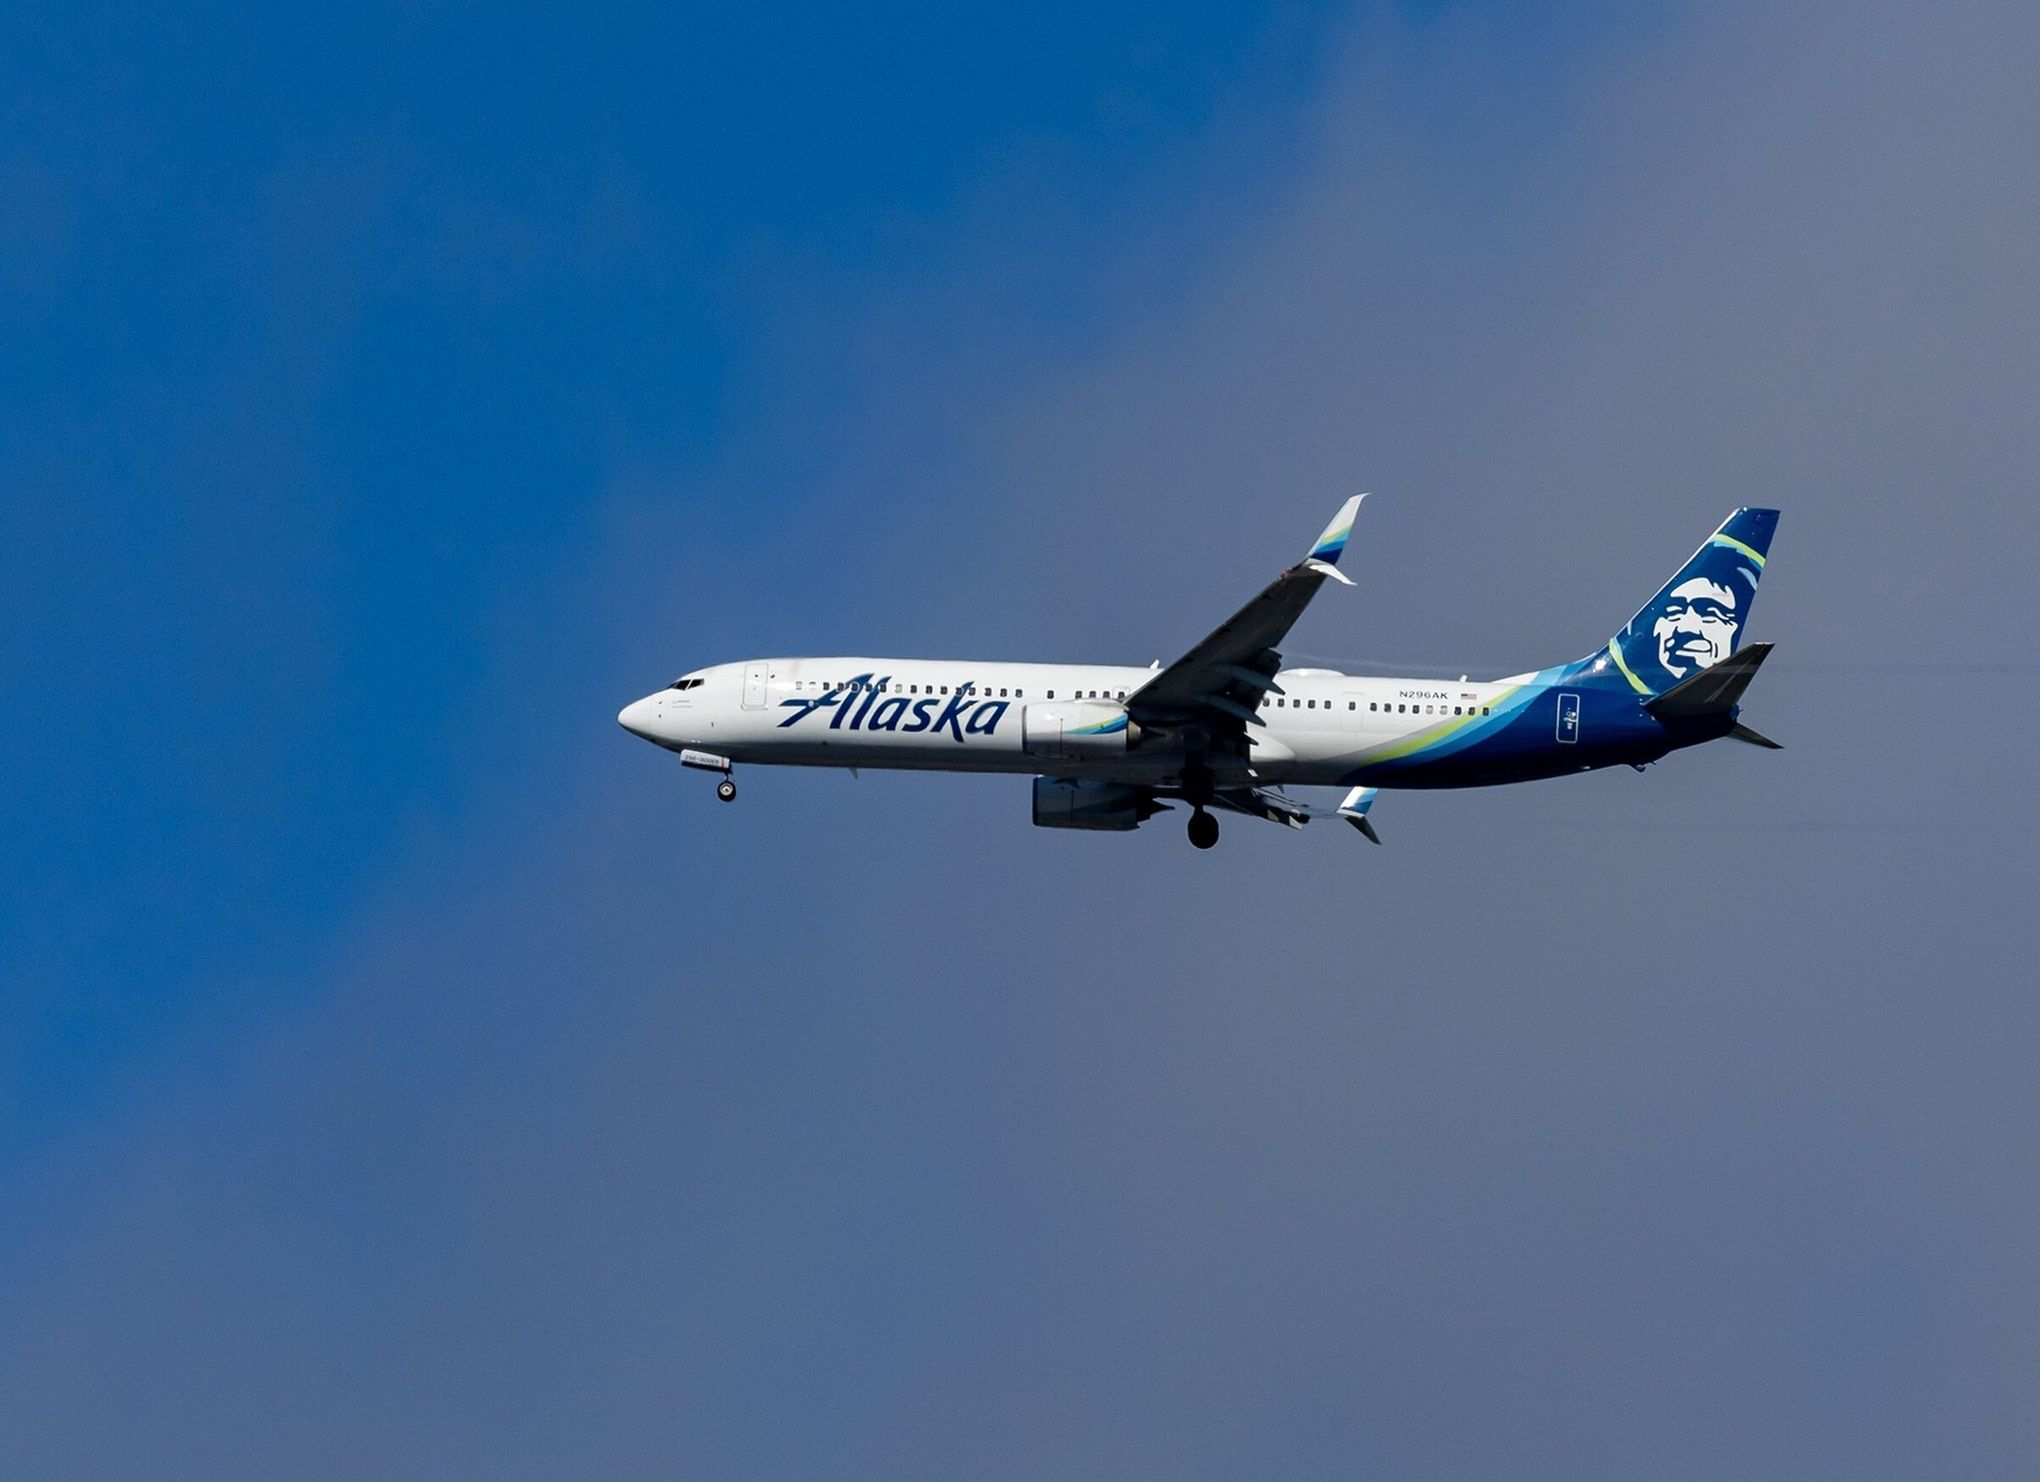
[3,1,1351,1126]
[5,2,2039,1475]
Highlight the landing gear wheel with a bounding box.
[1187,809,1219,850]
[716,777,737,803]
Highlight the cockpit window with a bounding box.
[668,676,705,691]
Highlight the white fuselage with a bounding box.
[618,656,1510,790]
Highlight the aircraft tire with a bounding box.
[1188,810,1218,850]
[716,778,737,802]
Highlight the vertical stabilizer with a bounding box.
[1604,508,1779,697]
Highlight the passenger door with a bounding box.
[743,661,769,710]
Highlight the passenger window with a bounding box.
[1047,690,1055,699]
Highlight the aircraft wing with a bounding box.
[1127,495,1365,745]
[1208,786,1311,829]
[1207,782,1383,843]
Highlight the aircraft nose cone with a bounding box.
[617,695,660,740]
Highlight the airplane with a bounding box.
[617,500,1780,849]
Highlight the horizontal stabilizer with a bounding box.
[1729,721,1783,749]
[1645,642,1774,720]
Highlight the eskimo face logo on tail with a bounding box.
[777,673,1009,742]
[1652,577,1740,678]
[1609,511,1775,697]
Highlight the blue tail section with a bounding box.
[1602,508,1779,697]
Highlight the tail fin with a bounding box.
[1604,508,1779,698]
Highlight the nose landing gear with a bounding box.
[715,775,737,803]
[1187,808,1219,850]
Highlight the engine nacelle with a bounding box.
[1021,701,1136,760]
[1032,777,1163,832]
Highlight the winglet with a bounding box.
[1305,494,1366,568]
[1303,558,1355,586]
[1336,785,1382,844]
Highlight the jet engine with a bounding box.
[1031,777,1167,832]
[1021,701,1137,760]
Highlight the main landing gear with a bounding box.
[1180,758,1219,850]
[716,775,737,803]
